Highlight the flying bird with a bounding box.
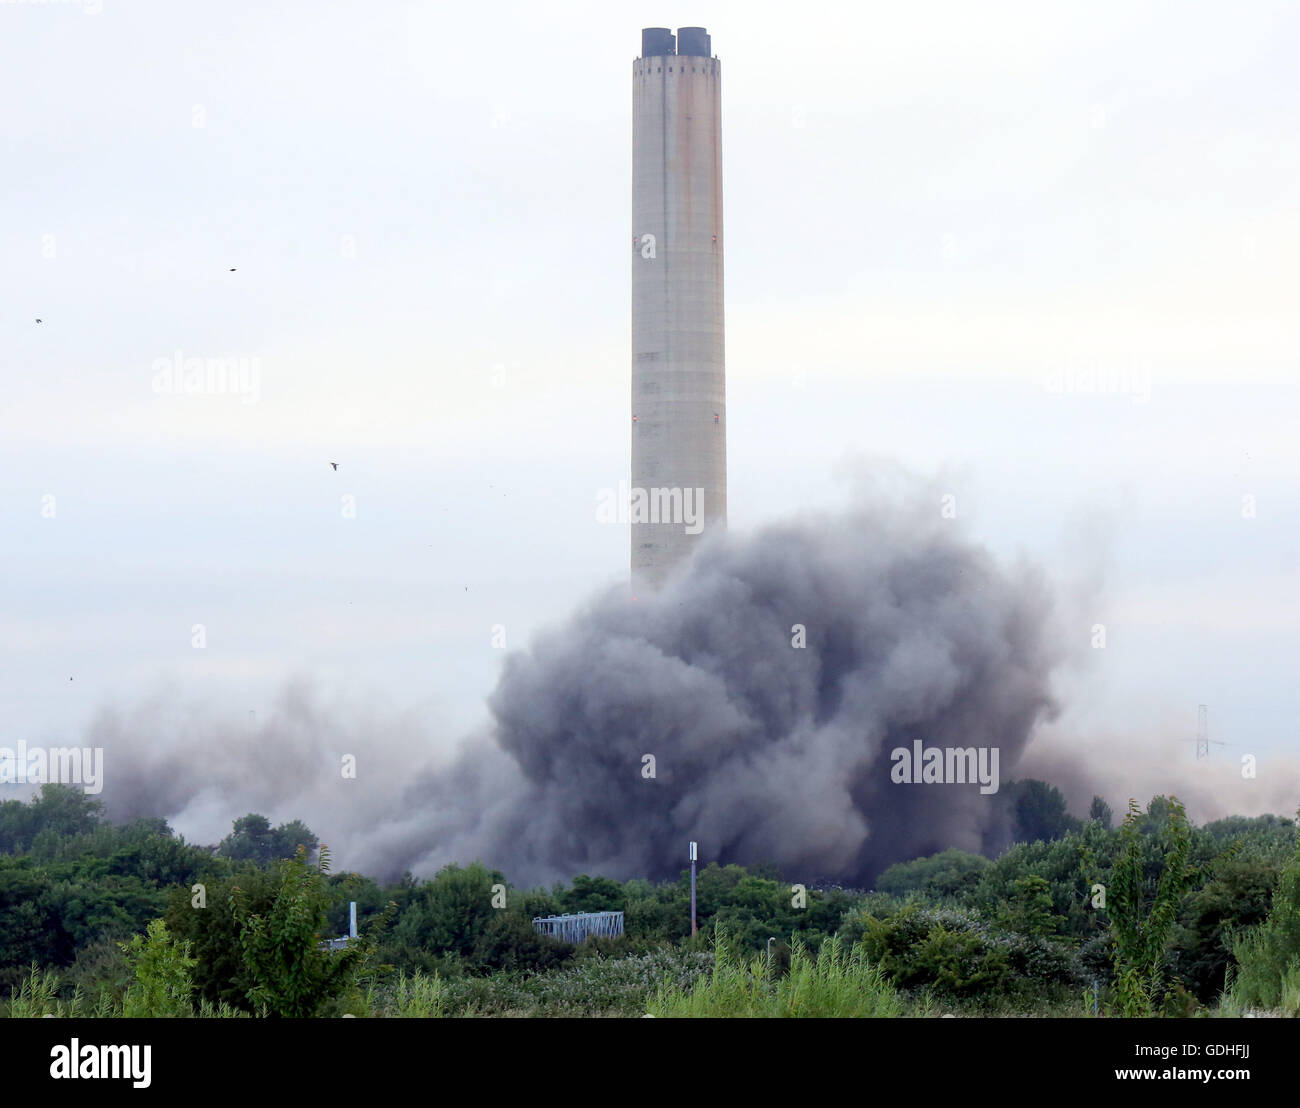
[229,268,236,272]
[330,462,339,471]
[35,319,42,323]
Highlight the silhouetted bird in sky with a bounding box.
[229,268,236,272]
[35,319,41,323]
[330,462,339,470]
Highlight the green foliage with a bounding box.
[996,875,1057,937]
[120,919,197,1018]
[1229,822,1300,1013]
[232,845,382,1017]
[967,833,1102,942]
[854,902,1082,1005]
[995,779,1082,847]
[0,854,167,989]
[219,814,318,866]
[390,862,503,960]
[859,907,1010,996]
[1171,855,1278,1001]
[649,929,900,1018]
[364,948,714,1017]
[1109,797,1193,1017]
[3,964,117,1018]
[1088,796,1113,829]
[875,849,990,900]
[471,911,571,973]
[653,862,851,952]
[0,785,105,854]
[370,969,449,1017]
[163,865,277,1009]
[6,964,64,1017]
[7,774,1297,1020]
[562,875,627,913]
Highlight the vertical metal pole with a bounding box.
[689,841,698,936]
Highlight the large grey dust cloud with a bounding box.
[91,491,1069,887]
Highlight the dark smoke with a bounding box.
[90,492,1070,886]
[360,498,1064,885]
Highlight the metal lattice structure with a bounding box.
[532,911,625,944]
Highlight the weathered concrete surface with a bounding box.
[631,40,726,592]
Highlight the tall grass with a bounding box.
[4,965,118,1018]
[369,970,449,1017]
[648,932,901,1018]
[3,963,248,1019]
[364,949,713,1017]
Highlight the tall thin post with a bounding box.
[689,841,697,936]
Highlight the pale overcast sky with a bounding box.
[2,1,1297,835]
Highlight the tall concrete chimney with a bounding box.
[631,26,726,592]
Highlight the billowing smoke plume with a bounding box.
[92,492,1070,886]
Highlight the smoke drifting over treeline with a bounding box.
[90,492,1087,886]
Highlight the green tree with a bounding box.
[1088,796,1113,829]
[1006,779,1081,844]
[1171,856,1277,1001]
[391,862,503,960]
[219,814,317,866]
[562,875,627,914]
[231,845,379,1017]
[876,849,990,900]
[0,785,104,853]
[120,919,197,1018]
[1109,797,1193,1016]
[1230,818,1300,1012]
[273,819,319,860]
[163,865,276,1009]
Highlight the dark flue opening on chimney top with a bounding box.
[641,27,675,57]
[676,27,711,58]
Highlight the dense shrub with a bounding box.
[875,850,990,901]
[1229,827,1300,1013]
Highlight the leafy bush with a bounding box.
[854,904,1082,1004]
[120,919,196,1018]
[1109,797,1193,1017]
[1229,825,1300,1013]
[232,846,383,1017]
